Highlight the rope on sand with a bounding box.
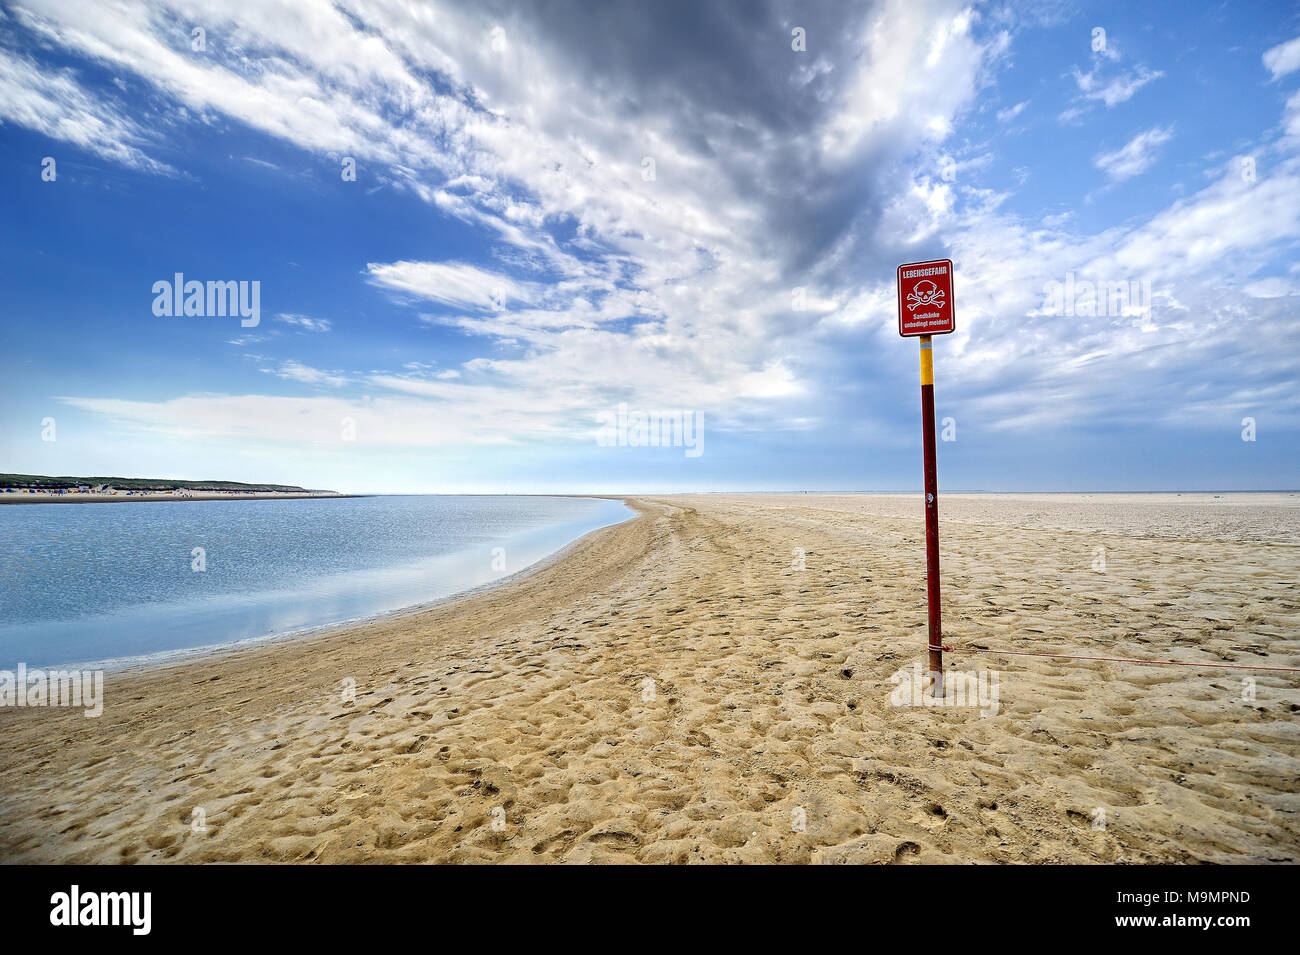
[928,644,1300,673]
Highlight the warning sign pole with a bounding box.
[918,334,943,686]
[896,257,954,692]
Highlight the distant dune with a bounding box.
[0,473,343,503]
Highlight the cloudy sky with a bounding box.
[1,0,1298,492]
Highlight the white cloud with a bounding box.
[1243,277,1296,298]
[2,0,1006,446]
[1094,125,1173,182]
[996,100,1028,122]
[1071,64,1163,108]
[1264,35,1300,80]
[913,154,1300,429]
[0,46,174,173]
[1285,87,1300,142]
[59,393,514,445]
[11,0,1300,454]
[275,313,332,332]
[265,360,347,388]
[365,261,530,311]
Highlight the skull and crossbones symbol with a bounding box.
[905,279,945,311]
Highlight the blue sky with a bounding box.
[1,0,1298,493]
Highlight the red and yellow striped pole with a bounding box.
[918,334,943,689]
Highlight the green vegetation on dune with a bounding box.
[0,473,334,493]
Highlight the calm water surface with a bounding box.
[0,495,631,669]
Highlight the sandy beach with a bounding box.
[1,493,1297,864]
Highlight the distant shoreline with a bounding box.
[0,491,361,505]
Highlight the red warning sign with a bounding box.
[897,258,955,337]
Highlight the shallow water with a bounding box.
[0,495,631,669]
